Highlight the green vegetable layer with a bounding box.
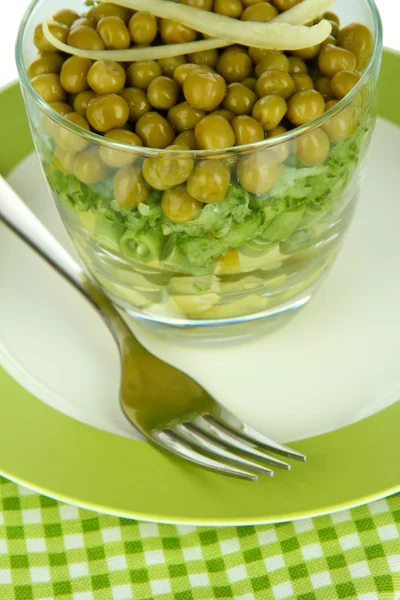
[43,124,366,274]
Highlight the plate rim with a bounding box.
[1,49,400,526]
[3,469,400,527]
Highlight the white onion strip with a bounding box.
[99,0,332,50]
[42,19,230,60]
[273,0,336,25]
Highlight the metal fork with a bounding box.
[0,176,306,481]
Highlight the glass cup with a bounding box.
[16,0,383,342]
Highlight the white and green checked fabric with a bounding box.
[0,477,399,600]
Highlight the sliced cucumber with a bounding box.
[94,213,125,254]
[260,206,306,243]
[160,244,191,272]
[160,237,215,275]
[239,237,276,258]
[120,228,163,264]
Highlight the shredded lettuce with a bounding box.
[178,208,263,267]
[162,183,253,238]
[45,163,104,213]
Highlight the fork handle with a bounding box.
[0,175,133,345]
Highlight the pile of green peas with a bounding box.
[28,1,373,224]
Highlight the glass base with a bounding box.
[119,290,313,345]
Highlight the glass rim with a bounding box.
[15,0,383,158]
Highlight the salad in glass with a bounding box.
[16,0,382,340]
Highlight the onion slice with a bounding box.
[273,0,336,25]
[98,0,332,50]
[42,0,334,62]
[42,19,230,60]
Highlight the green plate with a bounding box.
[1,50,400,525]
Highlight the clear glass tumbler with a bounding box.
[16,0,383,342]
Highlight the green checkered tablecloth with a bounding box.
[0,476,399,600]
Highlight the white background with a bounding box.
[0,0,398,88]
